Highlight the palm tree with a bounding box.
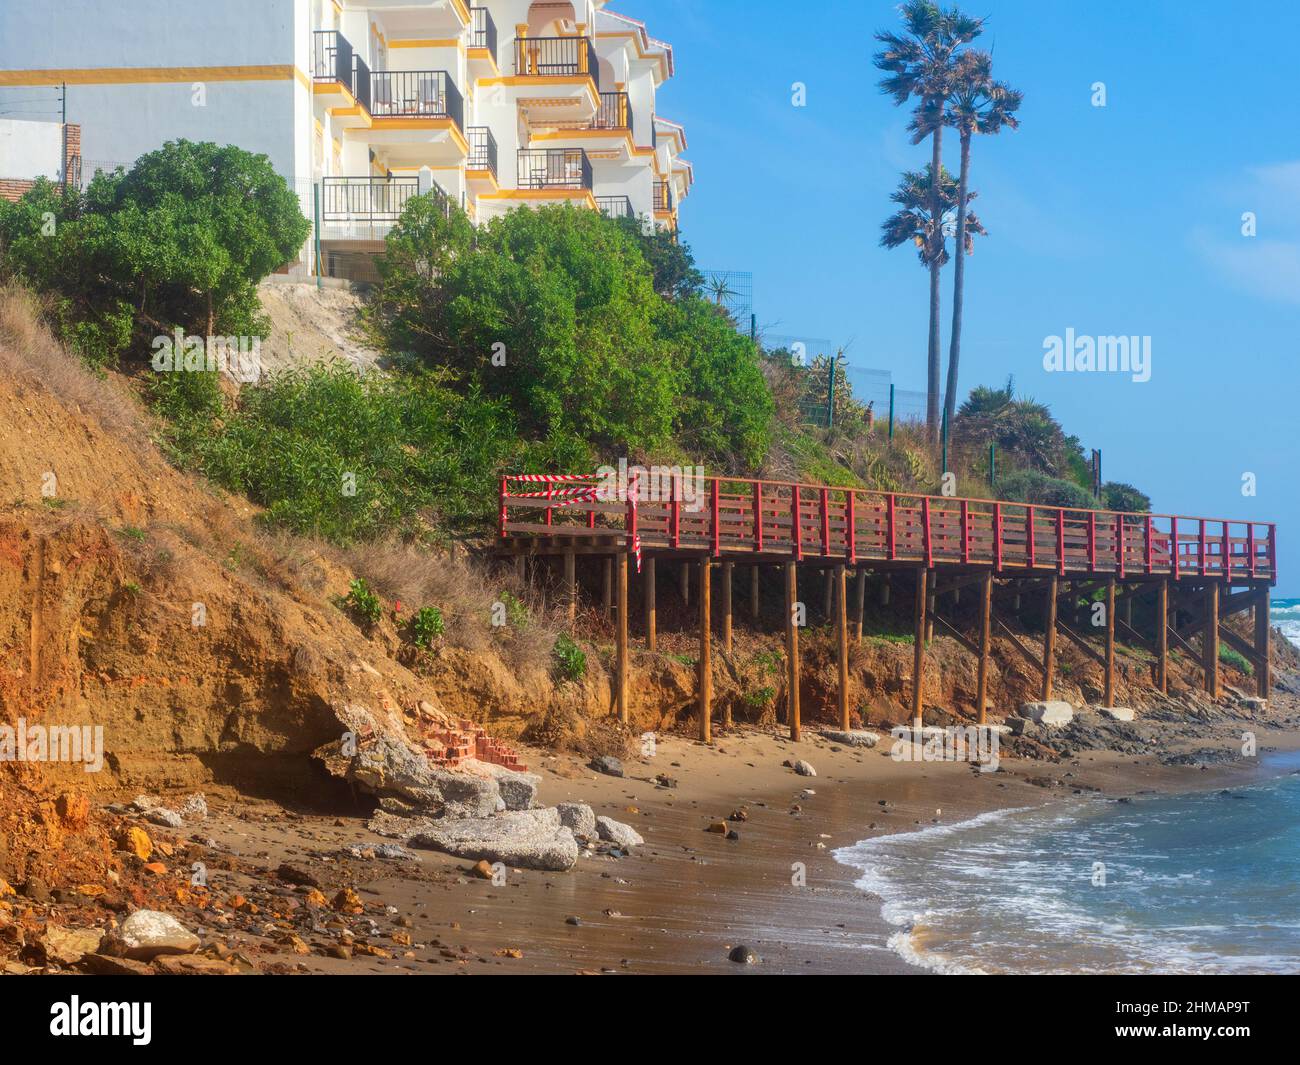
[875,1,984,444]
[942,50,1022,431]
[706,274,738,308]
[880,166,984,427]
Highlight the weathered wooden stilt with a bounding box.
[1203,581,1219,698]
[1042,573,1058,700]
[721,559,733,655]
[925,574,936,642]
[602,557,612,616]
[1156,578,1169,693]
[644,556,656,652]
[698,559,712,743]
[750,564,760,621]
[823,568,834,618]
[616,553,629,723]
[1104,576,1116,707]
[1255,585,1271,698]
[912,567,928,729]
[854,568,867,644]
[681,561,690,608]
[976,570,993,725]
[880,577,891,607]
[785,561,801,742]
[836,563,850,731]
[563,551,576,625]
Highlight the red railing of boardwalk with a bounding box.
[499,474,1278,583]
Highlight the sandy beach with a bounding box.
[163,699,1300,976]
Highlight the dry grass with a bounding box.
[342,538,566,672]
[0,285,143,439]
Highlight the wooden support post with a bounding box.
[644,556,657,652]
[616,553,629,724]
[823,568,833,618]
[912,567,928,729]
[698,559,712,743]
[602,557,612,616]
[976,570,992,725]
[1156,579,1168,693]
[1203,582,1219,698]
[1042,573,1058,701]
[925,575,936,642]
[721,560,733,655]
[1255,586,1271,698]
[563,551,576,625]
[1104,576,1116,707]
[836,564,850,731]
[785,561,801,742]
[750,564,760,621]
[681,560,691,608]
[854,568,867,644]
[880,577,891,607]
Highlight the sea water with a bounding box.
[1272,597,1300,651]
[834,752,1300,974]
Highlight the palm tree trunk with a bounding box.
[944,130,972,434]
[926,109,943,446]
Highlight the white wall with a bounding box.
[0,119,65,180]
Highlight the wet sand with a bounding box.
[184,718,1300,975]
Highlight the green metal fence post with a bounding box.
[887,383,895,442]
[313,183,322,290]
[941,406,948,475]
[989,443,996,488]
[826,355,837,429]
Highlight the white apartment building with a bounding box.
[0,0,693,280]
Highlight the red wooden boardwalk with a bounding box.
[499,473,1277,583]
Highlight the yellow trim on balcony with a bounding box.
[390,38,464,50]
[479,189,598,210]
[0,65,309,86]
[465,168,500,191]
[467,47,500,76]
[595,31,671,81]
[450,0,471,25]
[367,117,470,155]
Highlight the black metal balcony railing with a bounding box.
[321,176,420,222]
[466,127,499,180]
[313,30,354,86]
[653,180,673,213]
[470,7,498,59]
[517,148,593,191]
[597,196,634,220]
[352,54,372,111]
[593,91,633,137]
[369,70,464,128]
[514,36,600,92]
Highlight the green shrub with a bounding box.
[499,590,529,629]
[0,141,309,368]
[410,606,445,647]
[552,633,587,683]
[345,578,382,625]
[1219,644,1252,676]
[995,468,1097,509]
[742,686,776,708]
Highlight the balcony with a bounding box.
[592,92,633,137]
[369,70,464,128]
[322,175,419,223]
[514,36,600,92]
[312,30,353,85]
[470,7,498,58]
[517,148,592,192]
[653,180,674,214]
[597,196,634,220]
[466,127,498,181]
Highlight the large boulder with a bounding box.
[486,766,541,811]
[1098,706,1135,722]
[595,816,643,849]
[557,802,597,839]
[314,705,501,817]
[1018,701,1074,726]
[112,910,200,961]
[410,808,580,872]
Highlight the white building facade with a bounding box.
[0,0,692,279]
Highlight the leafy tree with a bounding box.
[875,0,984,443]
[995,469,1096,509]
[0,141,309,366]
[370,201,771,470]
[616,217,703,301]
[953,378,1082,481]
[1102,482,1151,514]
[943,49,1021,429]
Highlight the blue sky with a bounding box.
[617,0,1300,594]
